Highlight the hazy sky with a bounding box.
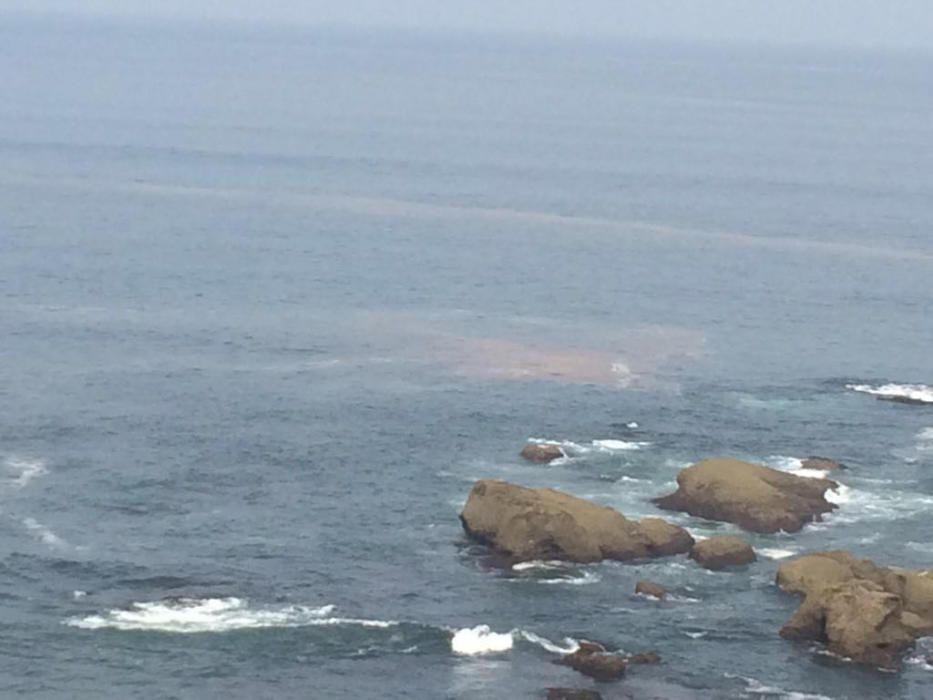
[3,0,932,49]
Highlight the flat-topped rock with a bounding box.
[461,480,694,564]
[801,456,846,471]
[652,458,838,533]
[690,536,756,570]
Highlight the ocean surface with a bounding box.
[1,16,933,699]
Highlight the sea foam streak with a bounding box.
[22,518,67,548]
[65,598,397,633]
[732,675,834,700]
[847,383,933,404]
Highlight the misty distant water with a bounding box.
[1,16,932,699]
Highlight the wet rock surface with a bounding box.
[461,480,694,563]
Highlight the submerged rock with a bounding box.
[521,443,565,463]
[460,480,694,564]
[777,551,933,668]
[690,536,756,571]
[635,579,667,600]
[557,642,661,682]
[545,690,603,700]
[801,456,846,471]
[652,458,838,533]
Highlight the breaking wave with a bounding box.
[847,383,933,404]
[450,625,579,656]
[64,597,397,633]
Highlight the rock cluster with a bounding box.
[557,641,660,681]
[653,458,838,533]
[777,551,933,668]
[460,480,694,563]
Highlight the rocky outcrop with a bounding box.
[801,456,846,471]
[690,536,756,570]
[461,480,694,564]
[777,551,933,668]
[652,458,838,533]
[557,642,660,682]
[635,580,667,600]
[521,443,565,463]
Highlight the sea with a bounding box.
[1,15,932,699]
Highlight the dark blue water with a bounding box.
[2,16,933,699]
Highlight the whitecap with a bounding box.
[732,674,834,699]
[4,457,47,489]
[906,655,933,671]
[450,625,514,655]
[64,598,395,633]
[759,548,797,560]
[511,560,564,572]
[22,518,67,548]
[847,383,933,404]
[532,571,601,586]
[518,630,579,654]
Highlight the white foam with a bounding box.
[4,457,47,489]
[766,456,831,480]
[451,625,514,655]
[533,571,601,586]
[847,383,933,404]
[759,548,798,560]
[64,598,396,633]
[73,590,87,600]
[824,483,851,505]
[767,456,804,472]
[511,560,564,572]
[732,675,834,699]
[22,518,67,548]
[519,630,580,654]
[907,655,933,671]
[528,438,650,456]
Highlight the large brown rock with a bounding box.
[652,458,838,533]
[777,552,933,668]
[521,443,565,463]
[690,535,756,570]
[460,480,694,564]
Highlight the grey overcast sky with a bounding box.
[3,0,933,50]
